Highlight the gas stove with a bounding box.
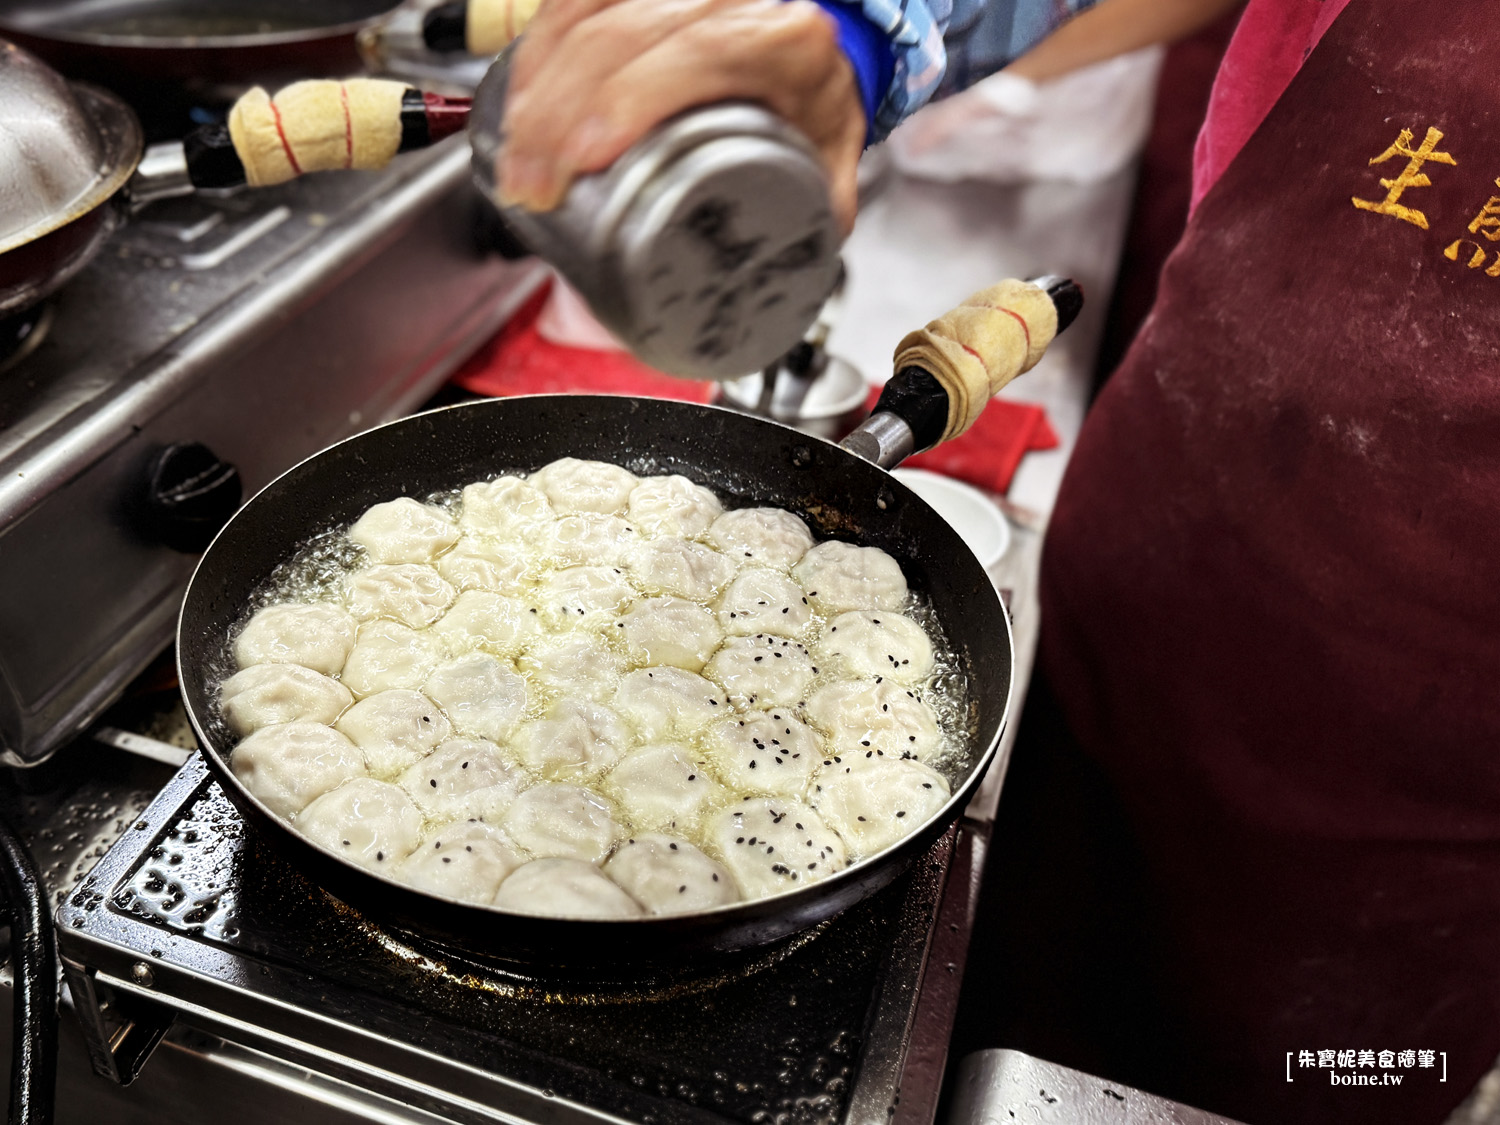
[56,752,990,1125]
[0,137,544,767]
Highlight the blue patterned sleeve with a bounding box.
[851,0,1102,140]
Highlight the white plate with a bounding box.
[892,468,1012,570]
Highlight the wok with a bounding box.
[176,395,1016,968]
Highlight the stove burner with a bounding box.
[60,755,968,1125]
[0,303,52,375]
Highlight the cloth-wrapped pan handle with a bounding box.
[840,276,1083,470]
[421,0,544,55]
[128,81,473,205]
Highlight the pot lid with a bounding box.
[0,39,141,255]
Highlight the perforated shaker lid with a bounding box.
[606,107,842,380]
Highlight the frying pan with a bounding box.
[0,0,402,93]
[176,396,1011,968]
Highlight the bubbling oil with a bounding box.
[221,465,980,899]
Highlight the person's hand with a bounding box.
[498,0,866,233]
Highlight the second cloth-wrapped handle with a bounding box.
[229,79,410,187]
[892,279,1059,443]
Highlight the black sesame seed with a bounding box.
[430,779,438,787]
[669,842,678,850]
[922,782,933,789]
[897,811,906,817]
[749,760,757,768]
[462,762,469,768]
[712,873,719,881]
[342,840,351,847]
[442,856,452,863]
[679,885,687,893]
[737,837,745,843]
[857,816,866,822]
[465,845,473,852]
[376,851,384,860]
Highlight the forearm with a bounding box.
[1002,0,1244,83]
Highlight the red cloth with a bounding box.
[452,285,716,404]
[453,284,1057,494]
[863,387,1058,493]
[1190,0,1353,210]
[1040,0,1500,1120]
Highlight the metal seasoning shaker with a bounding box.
[469,49,844,379]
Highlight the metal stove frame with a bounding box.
[57,755,991,1125]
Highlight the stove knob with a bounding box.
[144,442,242,553]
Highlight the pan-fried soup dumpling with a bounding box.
[537,565,634,629]
[348,497,459,564]
[435,536,530,594]
[431,589,541,657]
[340,620,442,697]
[617,596,723,672]
[422,653,528,742]
[604,742,725,831]
[493,858,643,918]
[708,508,815,570]
[604,835,739,914]
[396,737,528,824]
[613,667,726,740]
[231,722,366,819]
[518,634,627,703]
[460,475,552,539]
[792,541,908,614]
[512,698,631,781]
[296,778,424,872]
[346,564,455,628]
[701,710,822,799]
[716,569,812,637]
[805,679,941,761]
[705,797,847,898]
[627,475,723,538]
[529,457,639,515]
[502,783,621,863]
[220,664,352,736]
[529,514,637,568]
[814,611,935,685]
[392,820,528,904]
[812,756,950,857]
[335,689,453,778]
[703,634,817,709]
[233,603,356,675]
[628,537,736,601]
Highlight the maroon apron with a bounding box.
[1039,0,1500,1120]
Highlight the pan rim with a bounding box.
[178,394,1013,930]
[0,81,142,256]
[0,3,402,49]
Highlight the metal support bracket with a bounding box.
[62,957,173,1085]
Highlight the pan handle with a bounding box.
[362,0,539,65]
[126,85,472,206]
[839,276,1083,470]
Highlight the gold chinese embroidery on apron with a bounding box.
[1351,124,1500,276]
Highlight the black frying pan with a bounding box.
[176,395,1016,969]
